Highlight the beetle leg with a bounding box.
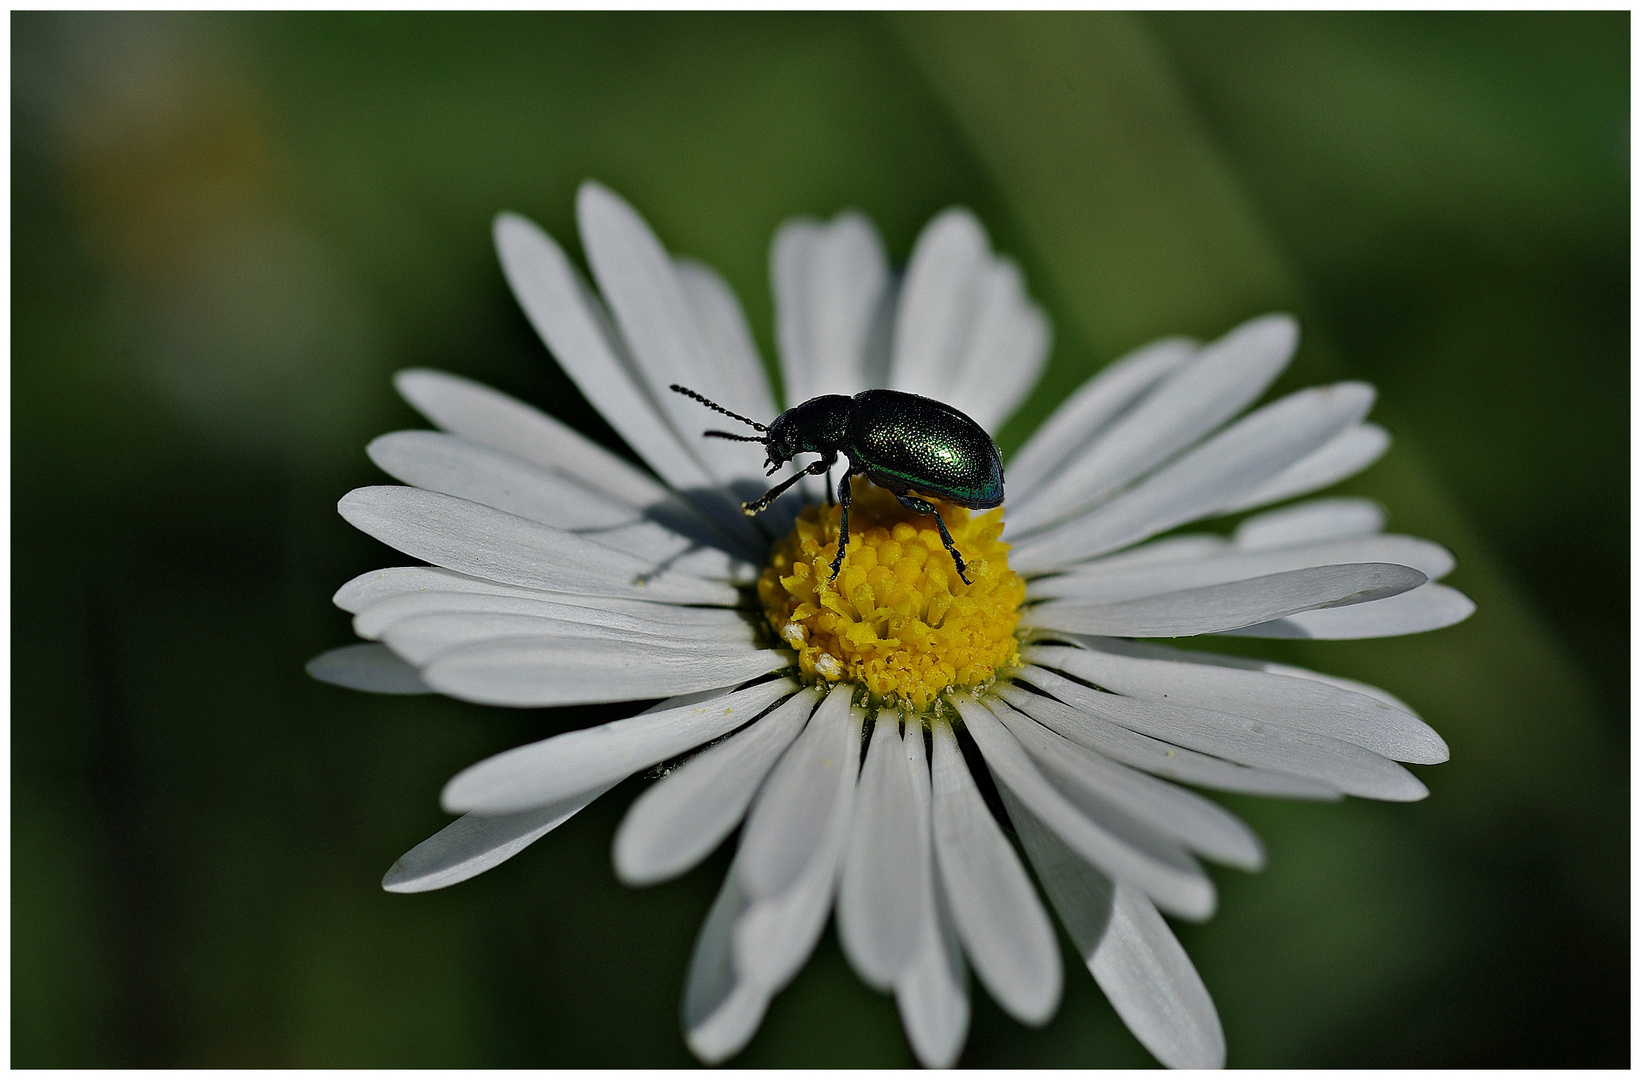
[742,457,830,516]
[828,469,857,581]
[894,495,973,585]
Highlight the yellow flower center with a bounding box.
[757,479,1024,711]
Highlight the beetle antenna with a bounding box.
[703,429,766,443]
[670,384,767,432]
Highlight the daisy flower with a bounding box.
[309,182,1474,1068]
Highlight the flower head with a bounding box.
[310,182,1473,1068]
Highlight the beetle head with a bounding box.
[762,413,802,471]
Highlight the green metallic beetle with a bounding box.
[671,385,1005,585]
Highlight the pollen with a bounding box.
[758,479,1023,711]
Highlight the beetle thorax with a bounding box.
[769,395,852,462]
[757,477,1022,711]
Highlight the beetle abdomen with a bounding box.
[848,389,1004,509]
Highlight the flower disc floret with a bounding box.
[757,479,1023,709]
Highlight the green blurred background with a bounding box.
[12,11,1628,1067]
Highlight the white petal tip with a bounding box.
[610,834,674,889]
[390,365,428,397]
[493,210,546,255]
[1013,980,1064,1029]
[306,643,431,695]
[1221,832,1267,874]
[684,989,770,1066]
[1162,885,1218,924]
[380,864,431,894]
[684,1033,740,1067]
[1248,311,1299,345]
[576,179,628,225]
[1384,776,1431,803]
[438,777,478,815]
[1398,729,1452,767]
[931,203,985,237]
[910,1044,964,1070]
[335,486,384,525]
[613,866,665,889]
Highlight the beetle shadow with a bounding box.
[717,475,808,537]
[558,493,764,591]
[560,470,829,590]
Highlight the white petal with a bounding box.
[930,721,1061,1025]
[1015,664,1427,801]
[423,635,786,710]
[338,486,738,607]
[1233,497,1387,549]
[1012,381,1376,569]
[645,684,745,714]
[895,722,970,1069]
[491,211,725,510]
[838,716,920,990]
[1006,314,1298,535]
[576,183,774,502]
[576,522,755,581]
[379,610,755,668]
[337,564,754,624]
[392,367,672,510]
[1225,581,1476,640]
[440,678,795,814]
[1067,534,1229,573]
[353,589,751,644]
[366,429,744,574]
[1003,783,1224,1070]
[1217,422,1391,516]
[889,208,990,401]
[734,685,859,902]
[683,872,770,1065]
[896,895,969,1070]
[369,430,636,528]
[944,258,1051,434]
[1262,660,1421,716]
[997,683,1340,798]
[772,211,892,404]
[381,783,616,893]
[990,701,1264,870]
[614,688,822,886]
[885,209,1047,434]
[1023,640,1447,765]
[674,257,778,424]
[952,693,1215,921]
[1024,562,1427,638]
[306,643,431,694]
[731,697,863,995]
[1029,535,1454,603]
[1095,884,1227,1069]
[673,257,802,532]
[1006,337,1196,503]
[334,565,556,615]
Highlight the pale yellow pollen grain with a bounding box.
[757,480,1024,710]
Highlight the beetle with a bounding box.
[670,384,1004,585]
